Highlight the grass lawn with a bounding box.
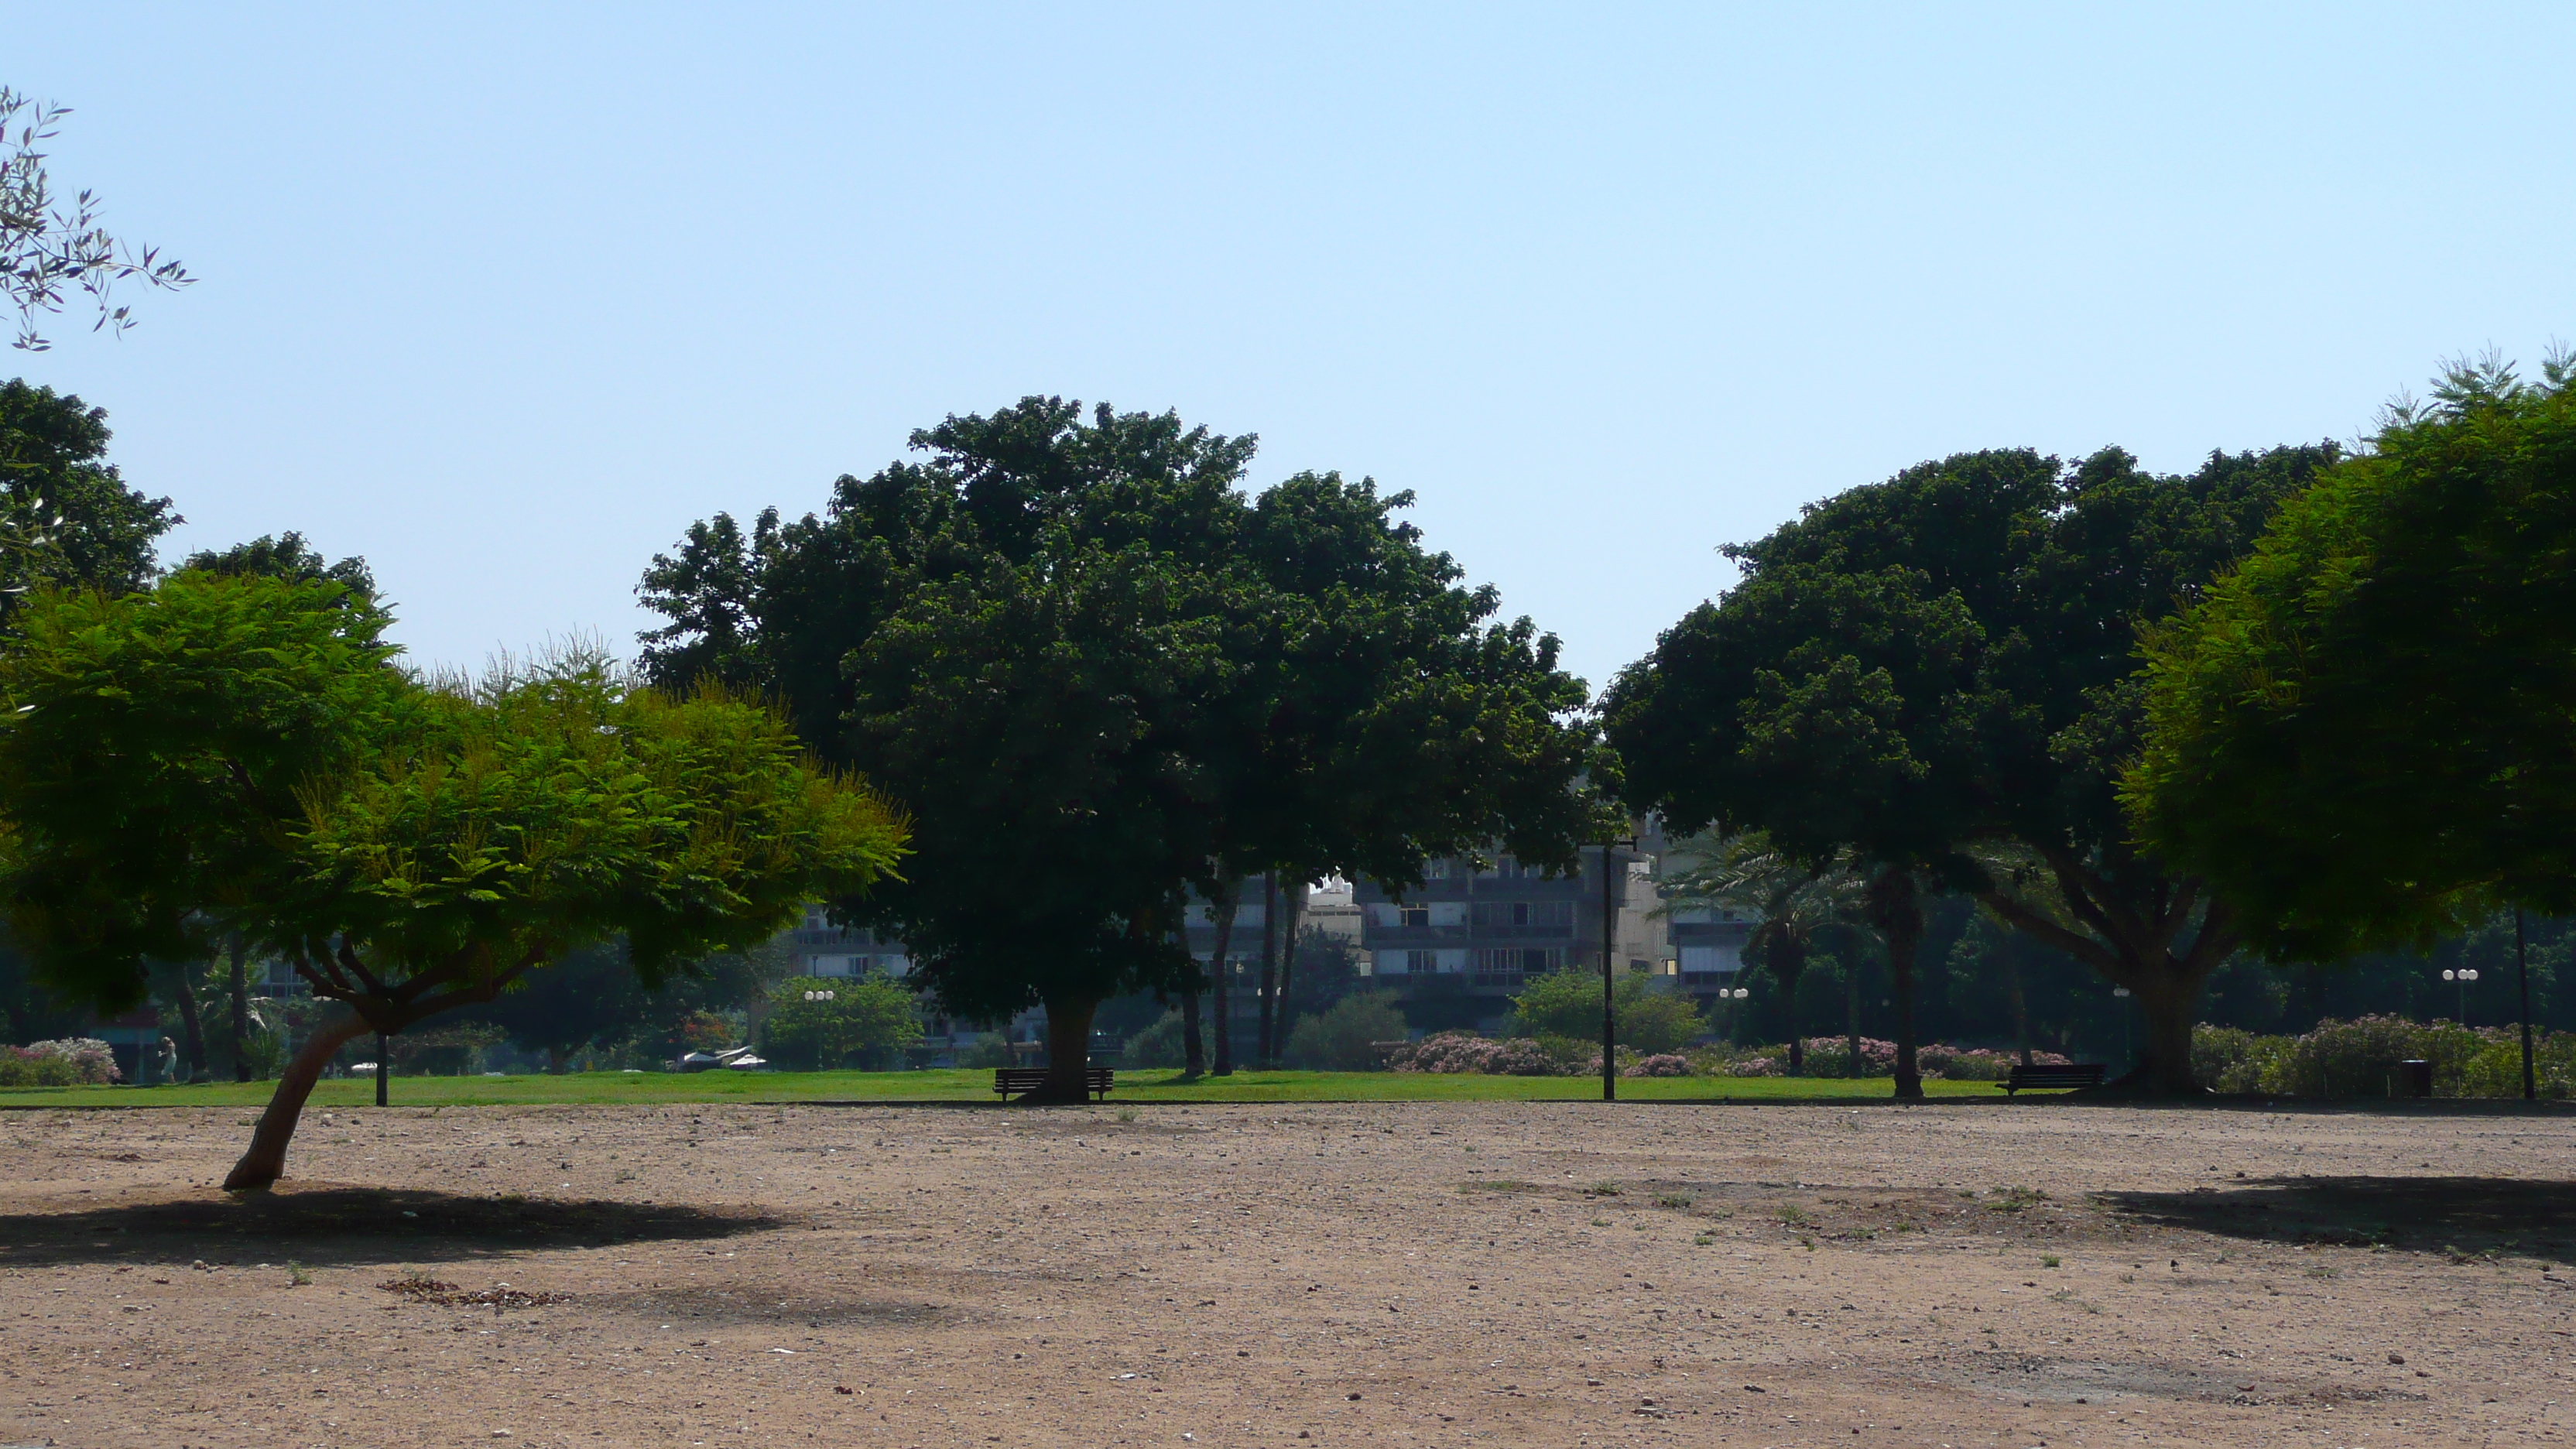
[0,1067,2021,1110]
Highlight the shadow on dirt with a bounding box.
[2102,1176,2576,1258]
[0,1187,779,1269]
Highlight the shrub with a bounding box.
[757,975,921,1070]
[1118,1009,1201,1069]
[1509,971,1708,1055]
[1724,1055,1780,1077]
[959,1032,1016,1069]
[2,1038,120,1085]
[1283,994,1408,1071]
[1622,1053,1691,1077]
[1388,1031,1563,1076]
[2189,1018,2576,1098]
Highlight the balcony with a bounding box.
[1360,923,1473,945]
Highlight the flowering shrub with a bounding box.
[2192,1018,2574,1098]
[1723,1056,1780,1077]
[1388,1031,1560,1076]
[1622,1053,1691,1077]
[0,1038,121,1086]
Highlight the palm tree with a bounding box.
[1662,833,1868,1075]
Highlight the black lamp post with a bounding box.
[375,1029,389,1108]
[1599,837,1636,1103]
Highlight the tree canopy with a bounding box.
[0,572,907,1185]
[2128,352,2576,961]
[1605,442,2336,1091]
[0,380,177,622]
[639,396,1606,1098]
[1,89,191,351]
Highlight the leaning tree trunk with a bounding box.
[1022,994,1101,1104]
[223,1007,375,1190]
[1255,872,1279,1069]
[1868,866,1926,1101]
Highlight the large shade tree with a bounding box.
[1605,443,2336,1094]
[2129,353,2576,961]
[639,398,1606,1100]
[0,573,907,1187]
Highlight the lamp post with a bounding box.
[1600,836,1636,1103]
[374,1029,389,1108]
[2442,968,2479,1026]
[2112,987,2132,1074]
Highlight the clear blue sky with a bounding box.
[14,5,2573,692]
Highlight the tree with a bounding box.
[1509,968,1705,1056]
[0,573,907,1187]
[1662,834,1864,1073]
[1606,443,2337,1094]
[759,974,920,1070]
[1283,992,1406,1070]
[181,531,375,606]
[0,380,177,625]
[638,398,1605,1101]
[1,90,190,351]
[2129,351,2576,960]
[468,940,648,1072]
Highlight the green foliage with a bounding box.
[0,381,177,627]
[637,398,1605,1044]
[181,530,375,607]
[0,91,192,351]
[2130,352,2576,959]
[958,1031,1015,1069]
[1118,1009,1203,1069]
[1508,969,1706,1055]
[0,572,909,1180]
[2192,1016,2574,1098]
[758,975,920,1070]
[1283,992,1408,1070]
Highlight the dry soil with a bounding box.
[2,1097,2571,1447]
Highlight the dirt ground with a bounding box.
[2,1098,2570,1448]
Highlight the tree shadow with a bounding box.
[2102,1175,2576,1259]
[0,1187,779,1269]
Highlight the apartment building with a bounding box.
[1351,843,1670,1030]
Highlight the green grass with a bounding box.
[0,1067,2023,1111]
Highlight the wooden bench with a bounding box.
[993,1067,1115,1101]
[1999,1062,2108,1095]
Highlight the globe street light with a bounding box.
[2441,968,2478,1025]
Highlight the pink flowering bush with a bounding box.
[1388,1031,1559,1076]
[0,1038,121,1086]
[1622,1053,1690,1077]
[1723,1056,1780,1077]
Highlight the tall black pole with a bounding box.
[1601,842,1619,1103]
[375,1030,389,1108]
[2518,908,2537,1102]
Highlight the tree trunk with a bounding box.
[546,1044,568,1075]
[1255,872,1278,1069]
[1194,888,1238,1078]
[1023,994,1100,1104]
[1273,879,1306,1064]
[228,937,253,1082]
[1867,866,1924,1101]
[2004,954,2033,1066]
[1211,891,1236,1076]
[1774,935,1805,1074]
[1845,961,1861,1079]
[2130,971,2208,1094]
[223,1007,375,1190]
[172,968,208,1080]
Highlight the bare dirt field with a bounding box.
[2,1098,2571,1448]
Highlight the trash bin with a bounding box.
[2393,1058,2433,1098]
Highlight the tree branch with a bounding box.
[1975,889,2126,978]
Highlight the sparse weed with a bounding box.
[1774,1203,1810,1225]
[2040,1255,2060,1269]
[1586,1182,1622,1197]
[1589,1217,1612,1228]
[1693,1233,1716,1246]
[1654,1193,1694,1209]
[286,1261,311,1287]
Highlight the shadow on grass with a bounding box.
[0,1187,778,1269]
[2102,1175,2576,1259]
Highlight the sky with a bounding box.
[11,4,2574,693]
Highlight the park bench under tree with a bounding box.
[994,1067,1115,1101]
[1999,1062,2108,1095]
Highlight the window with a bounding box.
[1399,906,1430,929]
[1523,947,1556,972]
[1403,950,1437,975]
